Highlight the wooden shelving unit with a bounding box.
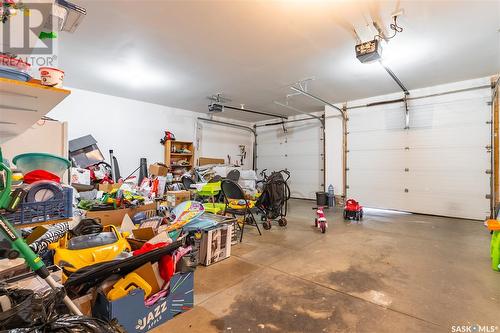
[0,78,71,144]
[164,140,194,172]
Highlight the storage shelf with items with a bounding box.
[164,141,194,174]
[0,77,71,144]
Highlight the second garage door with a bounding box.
[257,117,323,199]
[347,83,491,220]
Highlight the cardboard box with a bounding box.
[93,272,194,333]
[165,191,191,207]
[198,157,225,166]
[70,167,91,185]
[199,224,232,266]
[149,163,168,177]
[86,203,156,226]
[98,183,122,192]
[4,266,62,292]
[73,294,94,316]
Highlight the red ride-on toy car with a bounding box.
[343,199,363,221]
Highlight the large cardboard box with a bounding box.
[149,163,168,177]
[93,272,194,333]
[165,191,191,207]
[199,224,232,266]
[98,183,122,192]
[86,203,156,226]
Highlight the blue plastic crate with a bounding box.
[4,187,73,225]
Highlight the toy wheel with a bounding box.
[315,218,318,227]
[245,216,254,225]
[355,212,360,221]
[278,218,287,227]
[263,221,272,230]
[360,210,364,219]
[343,211,347,220]
[261,215,267,222]
[320,222,326,233]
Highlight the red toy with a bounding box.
[343,199,363,221]
[314,207,328,233]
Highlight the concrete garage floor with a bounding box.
[153,199,499,333]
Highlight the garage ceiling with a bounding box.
[58,0,500,122]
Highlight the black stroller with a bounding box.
[256,169,291,230]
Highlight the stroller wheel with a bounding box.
[261,215,267,222]
[278,218,287,227]
[245,216,254,226]
[263,221,272,230]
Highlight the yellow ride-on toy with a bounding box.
[50,224,130,280]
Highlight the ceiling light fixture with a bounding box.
[101,55,168,89]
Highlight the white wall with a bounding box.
[325,76,493,200]
[48,88,254,176]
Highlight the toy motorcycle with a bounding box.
[343,199,363,221]
[315,207,327,233]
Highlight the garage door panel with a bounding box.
[286,153,321,170]
[410,98,490,127]
[408,147,488,170]
[288,170,322,199]
[406,170,488,196]
[408,125,489,147]
[348,169,406,191]
[349,150,407,170]
[258,142,285,156]
[349,188,408,211]
[346,85,490,220]
[349,106,405,132]
[257,156,287,171]
[257,120,321,200]
[349,130,408,150]
[405,192,488,220]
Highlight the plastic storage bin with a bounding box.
[3,187,73,225]
[13,153,71,179]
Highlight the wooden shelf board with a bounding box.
[171,153,193,156]
[0,78,71,144]
[170,164,192,167]
[170,140,193,144]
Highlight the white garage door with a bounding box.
[347,87,491,220]
[257,118,323,199]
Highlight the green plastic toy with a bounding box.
[487,219,500,271]
[491,230,500,271]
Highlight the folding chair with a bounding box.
[181,176,196,190]
[221,179,261,242]
[226,169,240,182]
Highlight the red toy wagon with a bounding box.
[343,199,363,221]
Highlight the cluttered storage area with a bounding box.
[1,0,499,332]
